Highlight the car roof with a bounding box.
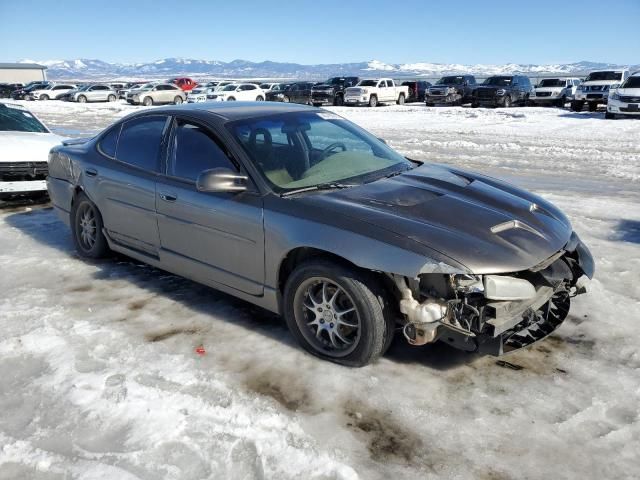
[150,101,318,121]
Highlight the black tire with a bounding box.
[335,94,344,106]
[312,103,322,107]
[425,101,434,107]
[283,259,393,367]
[143,96,153,106]
[78,95,87,103]
[397,93,405,105]
[588,102,598,112]
[368,95,378,107]
[571,100,583,112]
[107,94,116,102]
[471,101,479,108]
[556,95,566,108]
[227,96,236,101]
[282,96,290,103]
[40,94,49,101]
[503,95,512,108]
[605,111,616,119]
[174,96,183,104]
[256,96,264,101]
[71,192,110,259]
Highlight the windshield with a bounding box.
[328,77,343,85]
[437,76,464,85]
[358,80,378,87]
[223,84,238,91]
[585,71,622,82]
[259,83,272,89]
[228,111,412,193]
[0,104,49,133]
[484,76,512,86]
[621,76,640,88]
[538,79,565,87]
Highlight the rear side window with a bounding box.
[169,119,235,181]
[98,124,121,158]
[116,116,168,172]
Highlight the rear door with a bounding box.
[155,116,265,295]
[90,114,170,255]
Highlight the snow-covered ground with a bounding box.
[1,101,639,480]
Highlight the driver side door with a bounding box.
[155,116,265,295]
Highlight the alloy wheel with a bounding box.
[77,203,97,251]
[294,277,361,357]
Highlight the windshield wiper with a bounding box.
[280,182,358,197]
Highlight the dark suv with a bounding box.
[10,81,52,100]
[401,81,431,102]
[271,81,316,104]
[472,75,532,108]
[425,75,477,106]
[311,77,360,106]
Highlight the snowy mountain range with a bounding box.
[19,58,639,80]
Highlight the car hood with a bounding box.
[0,131,63,163]
[616,87,640,95]
[582,79,621,86]
[534,87,564,93]
[297,164,572,274]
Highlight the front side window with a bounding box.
[228,111,412,193]
[169,120,235,181]
[116,116,168,172]
[621,76,640,88]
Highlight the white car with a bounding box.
[529,78,580,107]
[0,102,63,199]
[29,83,77,101]
[344,78,409,107]
[208,83,265,102]
[607,72,640,119]
[259,82,280,92]
[186,86,216,103]
[71,84,118,103]
[572,69,630,112]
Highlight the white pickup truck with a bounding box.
[344,78,409,107]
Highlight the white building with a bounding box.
[0,63,48,84]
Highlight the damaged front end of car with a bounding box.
[392,232,594,355]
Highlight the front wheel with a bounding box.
[282,96,290,103]
[143,96,153,106]
[588,102,598,112]
[397,94,405,105]
[174,96,183,104]
[283,260,393,367]
[556,95,566,108]
[605,111,616,119]
[503,95,512,108]
[256,96,264,101]
[40,94,49,101]
[227,96,236,101]
[571,100,584,112]
[334,95,344,106]
[78,95,87,103]
[368,95,378,107]
[71,192,110,259]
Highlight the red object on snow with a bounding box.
[195,346,206,355]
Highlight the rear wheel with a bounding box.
[283,259,393,367]
[282,96,290,103]
[368,95,378,107]
[571,100,583,112]
[40,94,49,101]
[397,93,405,105]
[107,94,116,102]
[71,192,110,259]
[227,96,236,101]
[78,95,87,103]
[256,95,264,101]
[425,101,434,107]
[143,96,153,106]
[173,96,183,104]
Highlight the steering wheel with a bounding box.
[248,128,273,167]
[319,142,347,161]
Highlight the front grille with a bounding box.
[620,96,640,103]
[536,92,552,97]
[621,106,640,112]
[430,89,446,96]
[587,94,603,99]
[476,88,496,98]
[0,161,48,181]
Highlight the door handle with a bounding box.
[85,168,98,177]
[159,192,177,202]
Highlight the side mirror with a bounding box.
[377,137,387,144]
[196,168,248,193]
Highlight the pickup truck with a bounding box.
[344,78,409,107]
[311,76,360,106]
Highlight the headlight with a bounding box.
[276,93,283,98]
[530,90,536,96]
[610,83,620,89]
[610,91,620,101]
[361,89,368,94]
[496,89,506,96]
[483,275,536,300]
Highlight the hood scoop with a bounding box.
[491,219,546,239]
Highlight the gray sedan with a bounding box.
[46,103,594,367]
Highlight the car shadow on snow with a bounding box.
[5,207,474,370]
[611,219,640,244]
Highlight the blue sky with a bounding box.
[1,0,638,65]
